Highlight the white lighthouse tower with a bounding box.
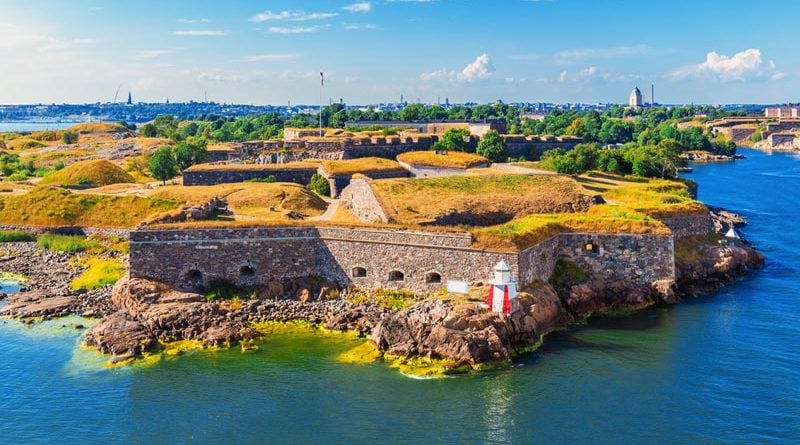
[486,260,519,315]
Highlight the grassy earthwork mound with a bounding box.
[397,151,489,169]
[39,159,136,187]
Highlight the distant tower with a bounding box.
[629,87,643,108]
[127,91,132,105]
[651,84,655,106]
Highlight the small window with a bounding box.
[240,265,255,276]
[388,271,404,282]
[425,272,442,284]
[184,269,203,281]
[352,267,367,278]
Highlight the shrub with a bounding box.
[476,130,507,162]
[37,234,96,253]
[246,175,277,183]
[308,173,330,196]
[203,279,248,302]
[62,130,79,144]
[0,230,35,242]
[548,259,587,287]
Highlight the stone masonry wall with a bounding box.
[182,167,317,186]
[658,214,713,238]
[339,177,390,223]
[129,226,676,294]
[558,233,674,285]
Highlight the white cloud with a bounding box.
[420,54,495,82]
[267,25,330,34]
[249,10,338,22]
[243,53,300,62]
[667,48,775,82]
[131,49,173,59]
[343,23,378,30]
[458,53,495,81]
[198,71,244,82]
[177,18,210,24]
[173,30,229,36]
[343,2,372,12]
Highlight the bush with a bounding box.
[62,130,79,144]
[37,234,96,253]
[0,231,35,242]
[308,173,330,196]
[476,130,507,162]
[548,259,587,287]
[246,175,277,183]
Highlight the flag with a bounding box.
[320,72,324,87]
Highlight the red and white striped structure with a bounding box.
[486,260,519,315]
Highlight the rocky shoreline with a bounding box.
[0,209,764,373]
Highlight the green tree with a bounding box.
[62,130,79,144]
[148,146,178,185]
[399,103,424,121]
[476,130,507,162]
[433,128,471,152]
[173,137,208,170]
[140,123,157,138]
[308,173,330,196]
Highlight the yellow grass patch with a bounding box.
[0,186,180,228]
[372,174,597,225]
[397,151,488,169]
[319,157,404,176]
[7,138,47,150]
[40,159,135,187]
[70,257,126,291]
[68,122,127,134]
[602,179,707,218]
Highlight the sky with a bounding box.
[1,0,798,105]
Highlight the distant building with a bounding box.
[765,106,800,118]
[343,120,507,137]
[127,92,132,105]
[629,87,643,109]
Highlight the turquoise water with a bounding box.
[1,148,799,444]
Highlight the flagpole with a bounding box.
[319,72,323,138]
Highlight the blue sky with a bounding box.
[1,0,798,105]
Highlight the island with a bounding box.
[0,107,764,376]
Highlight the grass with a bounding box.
[319,157,405,176]
[372,174,596,226]
[0,186,180,228]
[7,138,46,150]
[397,151,489,169]
[70,257,125,290]
[0,230,36,242]
[37,234,98,252]
[346,288,420,310]
[602,179,707,218]
[39,159,136,187]
[150,182,327,220]
[68,122,127,134]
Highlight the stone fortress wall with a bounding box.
[128,213,712,293]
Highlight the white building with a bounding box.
[629,87,643,109]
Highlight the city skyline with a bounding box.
[1,0,798,105]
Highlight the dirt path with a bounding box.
[308,199,339,221]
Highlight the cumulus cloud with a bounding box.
[667,48,783,82]
[249,10,338,22]
[420,54,495,82]
[267,25,330,34]
[173,30,228,36]
[343,2,372,12]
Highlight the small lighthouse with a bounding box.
[486,260,519,315]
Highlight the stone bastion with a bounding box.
[129,224,684,294]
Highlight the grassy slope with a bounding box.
[397,151,488,169]
[320,157,405,176]
[372,174,596,225]
[0,186,179,228]
[39,159,136,187]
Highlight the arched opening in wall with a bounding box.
[352,267,367,278]
[240,265,255,276]
[425,272,442,284]
[184,269,203,282]
[388,271,404,282]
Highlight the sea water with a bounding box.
[0,148,798,444]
